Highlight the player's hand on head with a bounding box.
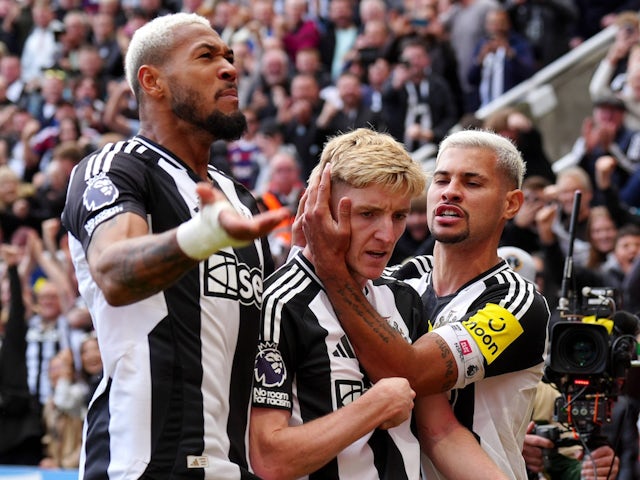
[302,164,351,274]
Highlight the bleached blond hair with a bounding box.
[310,128,426,197]
[437,129,526,189]
[124,13,211,99]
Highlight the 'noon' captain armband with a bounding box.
[432,323,486,389]
[176,201,250,260]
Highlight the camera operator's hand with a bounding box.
[579,445,619,480]
[522,421,555,473]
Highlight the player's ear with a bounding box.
[504,189,523,220]
[138,65,164,98]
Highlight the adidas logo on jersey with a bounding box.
[332,335,356,359]
[187,456,209,468]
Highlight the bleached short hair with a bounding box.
[310,128,427,197]
[124,13,211,99]
[437,129,526,189]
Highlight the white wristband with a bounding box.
[176,201,249,260]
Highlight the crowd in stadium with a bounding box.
[0,0,639,477]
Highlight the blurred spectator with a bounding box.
[467,7,536,111]
[388,193,432,266]
[594,155,640,225]
[0,166,40,241]
[89,11,124,81]
[0,243,43,466]
[225,107,266,192]
[73,75,106,133]
[382,38,459,155]
[0,54,26,105]
[483,107,555,182]
[74,44,107,98]
[0,0,30,55]
[345,17,391,73]
[318,0,358,81]
[364,57,390,112]
[500,175,551,254]
[599,223,640,290]
[229,0,277,56]
[20,0,59,85]
[505,0,577,69]
[277,0,321,64]
[55,9,90,74]
[589,11,640,99]
[246,46,291,121]
[570,0,640,49]
[101,78,139,137]
[295,46,332,89]
[209,0,242,45]
[256,149,304,268]
[231,38,259,110]
[39,348,84,469]
[556,95,640,206]
[78,332,101,405]
[278,73,325,179]
[585,205,619,271]
[25,279,73,407]
[316,71,384,138]
[623,254,640,312]
[439,0,499,113]
[386,0,465,116]
[23,68,67,129]
[541,166,594,266]
[31,141,83,221]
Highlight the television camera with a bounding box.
[543,191,639,450]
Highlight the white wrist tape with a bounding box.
[176,201,249,260]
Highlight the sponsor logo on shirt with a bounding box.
[204,251,263,307]
[335,379,365,408]
[461,303,523,365]
[82,172,119,211]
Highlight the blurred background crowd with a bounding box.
[0,0,639,476]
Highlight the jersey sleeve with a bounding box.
[432,282,549,389]
[62,150,148,253]
[252,293,298,412]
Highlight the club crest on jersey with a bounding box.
[83,172,119,211]
[255,342,286,388]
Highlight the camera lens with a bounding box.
[548,322,609,375]
[566,333,599,367]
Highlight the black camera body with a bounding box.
[545,288,638,444]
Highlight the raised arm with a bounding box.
[302,165,459,395]
[249,377,415,480]
[87,182,288,306]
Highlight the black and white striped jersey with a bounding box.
[386,255,550,480]
[252,252,428,480]
[62,136,273,480]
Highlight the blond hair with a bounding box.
[309,128,426,197]
[437,129,526,189]
[124,13,211,100]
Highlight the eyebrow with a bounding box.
[433,170,487,181]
